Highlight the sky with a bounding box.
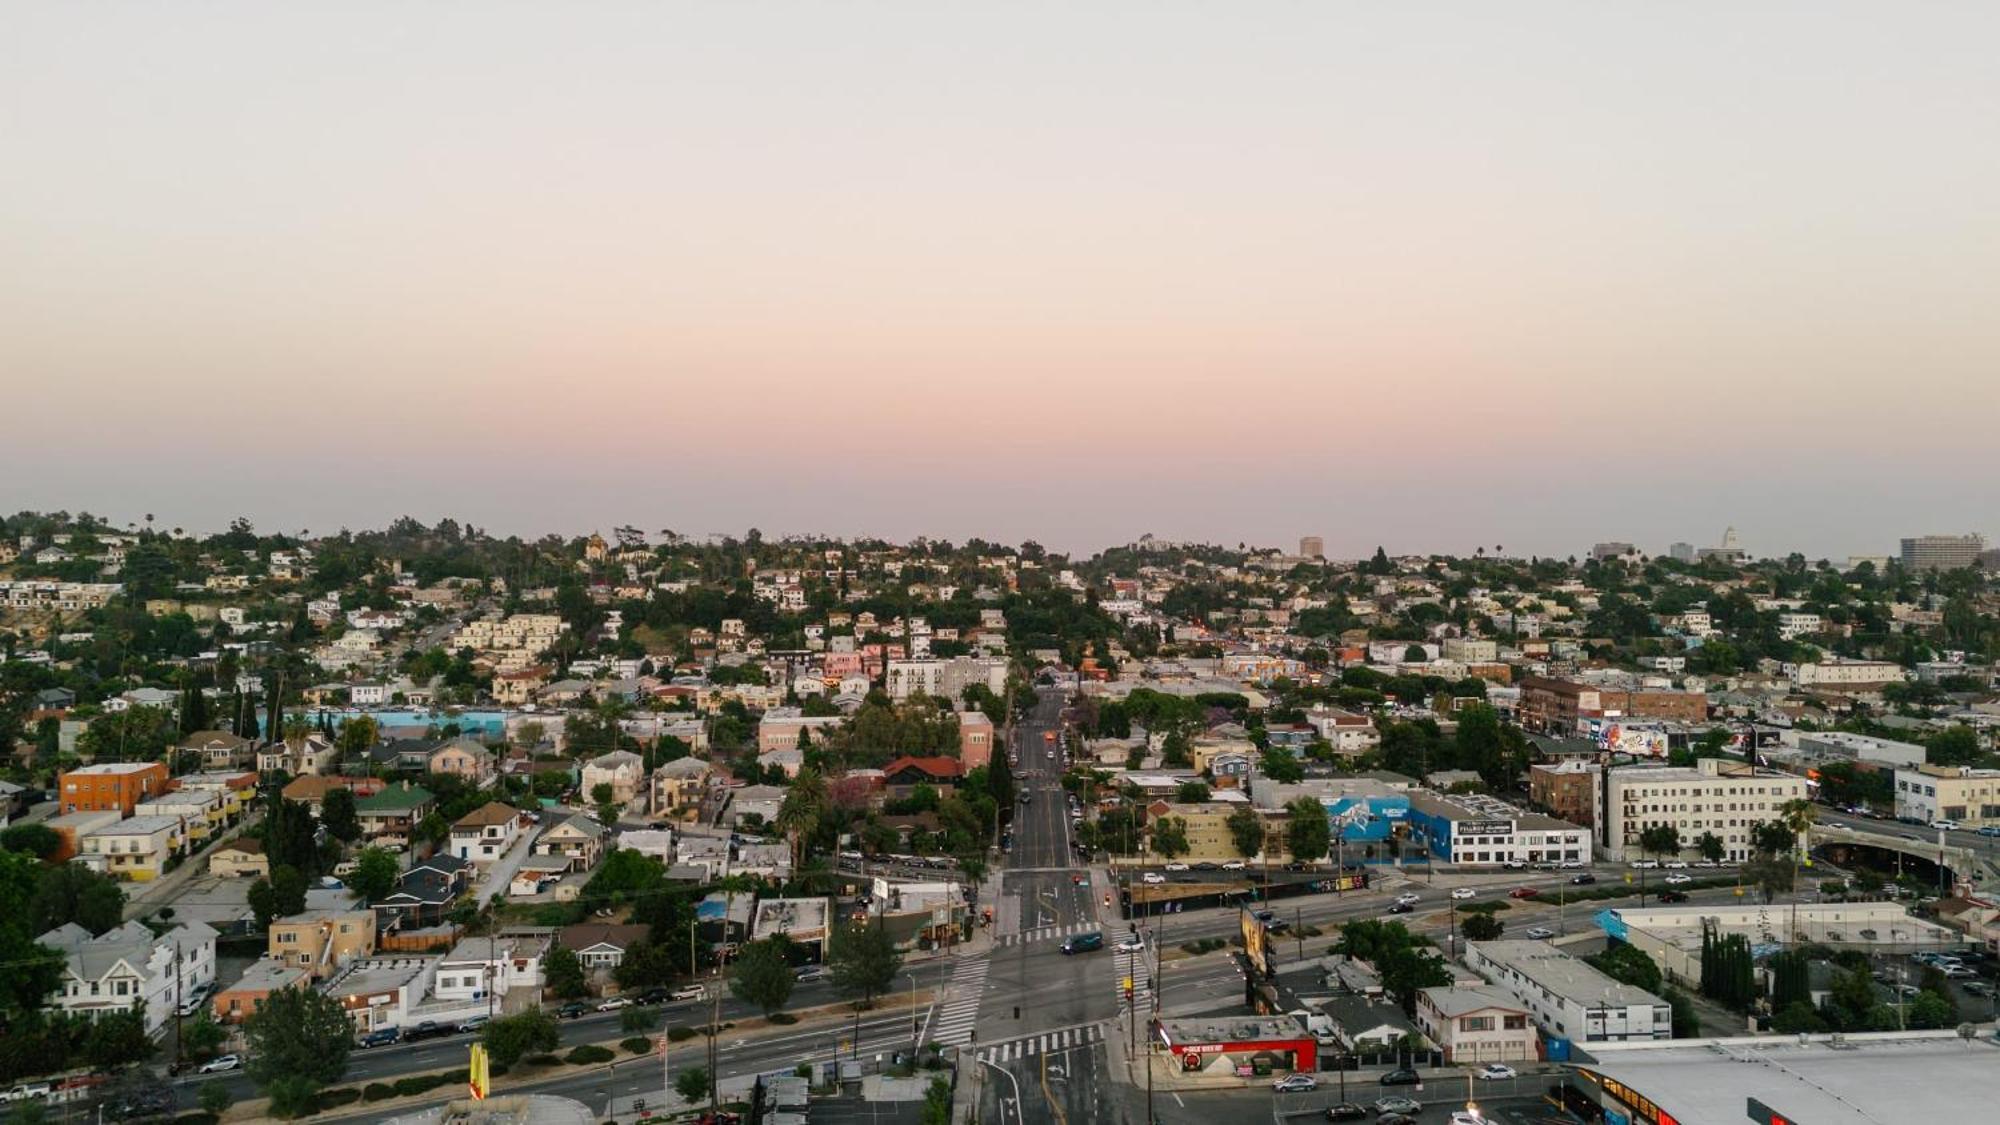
[5,2,1998,561]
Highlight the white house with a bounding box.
[448,801,523,864]
[432,933,547,1002]
[40,919,218,1036]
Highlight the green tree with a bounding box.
[242,985,353,1091]
[1664,987,1700,1037]
[1174,782,1210,803]
[181,1009,228,1059]
[676,1066,712,1105]
[76,706,177,763]
[265,1074,321,1119]
[1750,821,1795,857]
[1149,816,1190,860]
[728,935,797,1016]
[1258,747,1304,784]
[320,788,361,843]
[828,920,901,1007]
[269,864,308,917]
[335,714,380,760]
[1284,797,1330,866]
[1461,912,1503,941]
[1693,831,1726,864]
[1226,806,1265,861]
[1588,942,1663,993]
[1926,725,1982,767]
[198,1082,234,1116]
[480,1007,561,1068]
[546,943,589,1001]
[1639,824,1682,859]
[1742,855,1795,903]
[248,877,278,930]
[83,1008,155,1070]
[0,824,62,860]
[347,847,400,905]
[30,863,127,935]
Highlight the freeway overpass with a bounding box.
[1812,821,2000,892]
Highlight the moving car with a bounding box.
[1164,862,1189,872]
[597,996,632,1011]
[198,1055,241,1074]
[1,1083,52,1104]
[1657,890,1689,903]
[1379,1067,1421,1086]
[1374,1095,1422,1114]
[1525,926,1556,940]
[1272,1074,1317,1093]
[672,985,707,1001]
[1324,1103,1368,1120]
[1451,1113,1488,1125]
[1450,887,1475,900]
[1142,872,1166,885]
[1570,873,1597,885]
[1386,902,1413,915]
[1935,820,1959,831]
[1061,932,1105,955]
[1508,887,1540,899]
[1664,873,1692,885]
[1477,1063,1518,1080]
[1115,936,1145,953]
[1395,892,1421,906]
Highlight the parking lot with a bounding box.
[163,873,254,928]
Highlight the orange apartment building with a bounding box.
[58,761,171,816]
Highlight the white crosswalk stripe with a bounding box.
[994,921,1101,947]
[1114,947,1155,1011]
[975,1023,1105,1064]
[929,957,991,1046]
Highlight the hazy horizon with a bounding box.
[6,3,1997,560]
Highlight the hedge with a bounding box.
[667,1025,699,1042]
[565,1044,616,1066]
[316,1088,361,1110]
[363,1083,396,1103]
[622,1037,654,1056]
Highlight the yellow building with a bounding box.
[269,911,379,979]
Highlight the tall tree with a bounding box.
[347,847,400,905]
[728,935,797,1016]
[242,985,352,1094]
[545,943,588,1000]
[828,920,901,1007]
[1226,806,1265,861]
[320,788,361,843]
[1284,798,1330,866]
[31,863,127,935]
[480,1007,560,1068]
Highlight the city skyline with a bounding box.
[7,3,1999,557]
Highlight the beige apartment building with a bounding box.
[1600,757,1808,862]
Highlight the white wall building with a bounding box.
[1600,757,1809,862]
[1464,940,1672,1044]
[1894,765,2000,827]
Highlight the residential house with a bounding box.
[614,828,674,865]
[177,730,255,771]
[449,801,524,865]
[134,788,226,847]
[427,737,497,785]
[208,836,270,879]
[580,750,646,808]
[881,756,965,800]
[434,932,548,1001]
[268,910,379,980]
[373,854,472,930]
[211,957,310,1024]
[533,812,608,873]
[40,919,218,1036]
[354,783,436,843]
[652,757,714,815]
[257,734,338,776]
[78,815,185,881]
[282,774,388,813]
[555,923,650,973]
[45,811,122,862]
[58,762,170,816]
[1318,994,1425,1055]
[1414,984,1539,1064]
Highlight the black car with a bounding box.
[557,1001,590,1019]
[636,987,671,1005]
[1194,861,1219,871]
[403,1020,448,1042]
[1387,902,1413,914]
[1377,1115,1417,1125]
[1570,873,1597,885]
[1657,889,1689,903]
[1325,1104,1368,1121]
[1379,1067,1421,1086]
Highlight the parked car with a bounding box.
[1,1082,52,1104]
[1477,1063,1518,1080]
[1272,1074,1317,1093]
[1377,1116,1417,1125]
[359,1027,402,1048]
[198,1055,241,1074]
[672,985,707,1002]
[1164,862,1190,872]
[1630,859,1659,869]
[795,966,829,983]
[1935,820,1959,831]
[1222,860,1247,871]
[457,1016,489,1034]
[1450,887,1475,900]
[1662,860,1689,869]
[1374,1095,1422,1114]
[404,1020,448,1042]
[557,1001,590,1020]
[1324,1103,1368,1120]
[596,996,632,1012]
[1379,1067,1421,1086]
[635,987,672,1004]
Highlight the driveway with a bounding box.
[475,829,538,906]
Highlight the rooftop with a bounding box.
[1468,940,1667,1010]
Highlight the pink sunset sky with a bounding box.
[4,2,1998,558]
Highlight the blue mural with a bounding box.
[1321,795,1409,844]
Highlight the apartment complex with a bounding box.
[1464,940,1671,1044]
[1894,765,2000,827]
[58,762,171,816]
[1598,757,1809,862]
[1528,760,1601,829]
[1900,533,1986,573]
[1517,677,1706,733]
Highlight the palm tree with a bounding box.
[1779,797,1818,939]
[776,767,829,876]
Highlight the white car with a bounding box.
[671,985,706,1002]
[1395,892,1421,906]
[1525,926,1556,940]
[1115,937,1145,953]
[1559,860,1586,869]
[1476,1063,1517,1080]
[1222,860,1247,871]
[1935,820,1959,831]
[1452,1113,1488,1125]
[1,1083,51,1104]
[1450,887,1475,900]
[1664,873,1692,885]
[1141,872,1166,885]
[1662,860,1689,869]
[1630,860,1659,869]
[1272,1074,1317,1093]
[1164,862,1189,872]
[199,1055,241,1074]
[596,996,632,1011]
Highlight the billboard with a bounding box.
[1240,908,1271,977]
[1584,719,1669,758]
[1321,795,1410,843]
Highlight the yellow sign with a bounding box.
[469,1043,490,1100]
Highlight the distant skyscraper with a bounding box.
[1668,542,1695,562]
[1900,533,1986,572]
[1590,542,1636,562]
[1299,536,1324,558]
[1698,526,1747,564]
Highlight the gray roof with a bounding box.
[1418,983,1529,1019]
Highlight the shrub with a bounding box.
[565,1044,616,1066]
[667,1025,699,1042]
[524,1053,562,1067]
[622,1036,654,1055]
[767,1012,798,1025]
[317,1088,361,1109]
[363,1083,396,1103]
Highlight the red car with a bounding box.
[1508,887,1541,899]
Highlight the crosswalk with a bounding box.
[929,957,991,1046]
[994,921,1099,947]
[1114,946,1154,1011]
[973,1023,1105,1064]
